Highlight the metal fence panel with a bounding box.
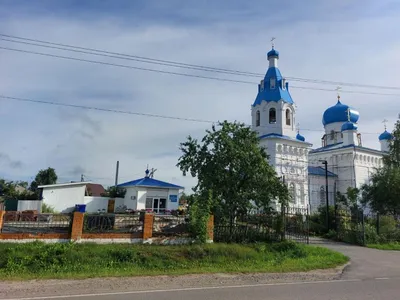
[1,212,72,234]
[83,214,142,233]
[152,215,188,237]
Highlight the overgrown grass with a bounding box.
[0,241,348,280]
[368,243,400,250]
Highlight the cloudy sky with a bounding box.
[0,0,399,190]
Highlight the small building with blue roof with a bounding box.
[118,168,184,213]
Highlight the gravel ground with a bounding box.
[0,264,348,299]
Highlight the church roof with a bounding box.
[322,100,359,126]
[379,130,393,141]
[252,48,294,106]
[259,133,312,145]
[118,177,183,189]
[310,143,383,155]
[341,121,358,132]
[308,166,337,177]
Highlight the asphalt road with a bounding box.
[1,239,400,300]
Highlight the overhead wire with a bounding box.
[2,33,400,91]
[0,94,385,135]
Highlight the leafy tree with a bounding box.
[30,167,58,193]
[101,186,126,198]
[177,121,289,224]
[362,119,400,215]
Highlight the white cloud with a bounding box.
[0,1,399,190]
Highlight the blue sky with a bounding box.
[0,0,399,190]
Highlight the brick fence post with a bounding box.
[207,215,214,242]
[0,210,5,232]
[70,212,84,241]
[142,213,154,239]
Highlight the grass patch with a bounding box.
[367,243,400,250]
[0,241,348,280]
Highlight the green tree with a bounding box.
[177,121,289,224]
[101,186,126,198]
[362,119,400,215]
[30,167,58,193]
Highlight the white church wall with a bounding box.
[308,175,336,213]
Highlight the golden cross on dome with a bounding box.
[335,86,342,101]
[383,119,388,130]
[271,37,276,49]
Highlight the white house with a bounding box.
[39,182,124,213]
[251,45,393,212]
[118,169,183,213]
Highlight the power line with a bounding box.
[2,33,400,91]
[0,94,385,135]
[2,45,400,98]
[0,95,214,123]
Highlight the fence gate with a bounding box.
[335,208,365,245]
[283,206,310,244]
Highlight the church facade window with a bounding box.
[270,78,276,89]
[256,110,260,127]
[285,109,291,126]
[289,183,296,205]
[320,186,325,206]
[269,108,276,123]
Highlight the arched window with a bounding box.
[289,183,296,205]
[256,110,260,127]
[270,78,276,89]
[269,108,276,123]
[285,109,291,126]
[300,185,305,205]
[320,186,325,207]
[330,130,335,140]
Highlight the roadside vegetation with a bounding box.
[0,241,348,280]
[367,243,400,251]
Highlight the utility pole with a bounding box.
[320,160,329,231]
[115,161,119,188]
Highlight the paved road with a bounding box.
[1,240,399,300]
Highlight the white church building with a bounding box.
[251,45,393,212]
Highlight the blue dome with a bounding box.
[322,100,359,126]
[296,133,305,141]
[341,121,358,132]
[379,130,393,141]
[267,48,279,58]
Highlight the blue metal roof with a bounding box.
[259,133,312,145]
[118,177,184,189]
[296,133,305,141]
[322,100,359,126]
[341,121,358,132]
[253,68,294,106]
[267,48,279,58]
[310,143,383,155]
[308,166,337,177]
[379,130,393,141]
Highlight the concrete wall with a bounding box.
[83,196,125,213]
[41,185,86,213]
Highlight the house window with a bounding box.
[145,198,153,210]
[256,110,260,127]
[269,108,276,123]
[285,109,291,126]
[270,78,276,89]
